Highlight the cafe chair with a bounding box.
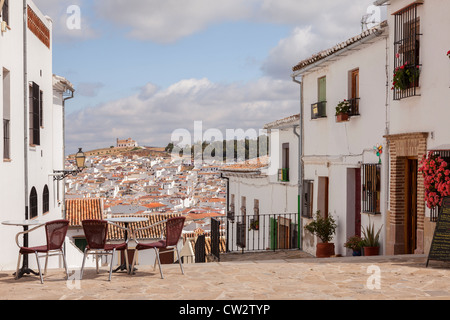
[80,219,129,281]
[15,219,69,284]
[130,216,186,279]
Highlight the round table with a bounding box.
[2,220,45,279]
[106,217,148,273]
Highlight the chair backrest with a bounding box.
[46,220,69,250]
[82,220,108,249]
[165,217,186,247]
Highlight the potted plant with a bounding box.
[361,222,383,256]
[344,235,364,256]
[304,211,337,258]
[392,62,420,91]
[335,100,350,122]
[249,219,259,231]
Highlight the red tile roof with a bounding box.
[66,198,103,227]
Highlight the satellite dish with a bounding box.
[361,5,381,31]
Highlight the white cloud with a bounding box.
[65,77,299,152]
[94,0,254,43]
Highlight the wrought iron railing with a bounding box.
[226,213,299,253]
[311,101,327,119]
[347,98,360,117]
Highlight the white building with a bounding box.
[292,22,389,256]
[221,115,300,252]
[373,0,450,256]
[0,0,74,271]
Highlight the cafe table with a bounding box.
[2,220,45,279]
[105,216,148,273]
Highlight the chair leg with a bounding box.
[154,248,164,279]
[130,249,138,275]
[80,249,88,280]
[61,249,69,280]
[15,252,22,280]
[109,249,116,281]
[124,249,130,274]
[176,247,185,275]
[44,253,49,275]
[35,252,44,284]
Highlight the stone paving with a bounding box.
[0,252,449,300]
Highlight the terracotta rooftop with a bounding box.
[66,198,103,227]
[221,156,269,173]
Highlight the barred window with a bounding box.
[362,164,381,214]
[43,185,49,214]
[30,187,38,219]
[302,180,314,218]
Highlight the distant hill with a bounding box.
[68,146,169,159]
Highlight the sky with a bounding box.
[34,0,381,153]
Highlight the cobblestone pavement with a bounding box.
[0,253,449,301]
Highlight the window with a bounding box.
[39,90,43,127]
[3,68,10,160]
[1,0,9,26]
[42,185,49,214]
[278,143,290,182]
[302,180,314,218]
[393,2,422,100]
[30,187,38,219]
[348,69,360,116]
[228,194,235,221]
[312,76,327,119]
[29,82,40,146]
[362,164,381,214]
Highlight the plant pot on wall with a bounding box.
[316,242,335,258]
[336,113,349,122]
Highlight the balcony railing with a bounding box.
[311,101,327,119]
[278,168,289,182]
[226,213,299,253]
[347,98,360,117]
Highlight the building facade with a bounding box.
[292,22,389,256]
[0,1,73,270]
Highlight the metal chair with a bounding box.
[80,220,129,281]
[130,216,186,279]
[15,220,69,284]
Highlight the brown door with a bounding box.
[405,159,418,254]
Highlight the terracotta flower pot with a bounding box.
[336,113,349,122]
[316,243,335,258]
[363,246,380,256]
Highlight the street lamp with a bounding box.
[53,148,86,181]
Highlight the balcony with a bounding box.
[278,168,290,182]
[347,98,360,117]
[311,101,327,119]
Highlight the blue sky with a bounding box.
[35,0,379,153]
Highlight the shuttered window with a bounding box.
[29,82,40,146]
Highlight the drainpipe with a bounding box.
[23,0,28,220]
[292,75,303,250]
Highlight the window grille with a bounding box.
[362,164,381,214]
[393,2,422,100]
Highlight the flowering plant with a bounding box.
[447,50,450,59]
[392,62,420,91]
[344,235,364,251]
[335,99,350,115]
[419,152,450,209]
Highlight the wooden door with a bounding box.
[405,159,418,254]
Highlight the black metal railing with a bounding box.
[3,119,10,160]
[227,213,298,253]
[362,163,381,214]
[393,2,422,100]
[211,217,221,261]
[347,98,360,117]
[195,234,206,263]
[311,101,327,119]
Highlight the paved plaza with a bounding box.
[0,253,449,301]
